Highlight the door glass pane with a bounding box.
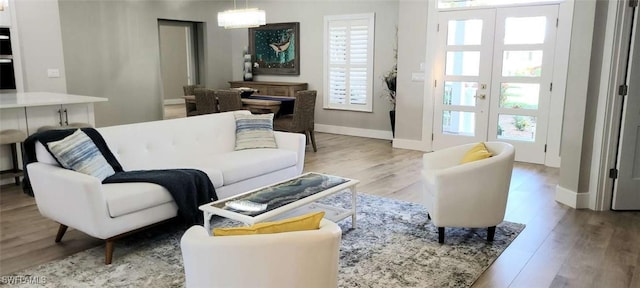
[447,19,482,45]
[444,81,478,106]
[497,114,536,142]
[446,51,480,76]
[443,110,475,136]
[500,83,540,109]
[504,17,546,44]
[502,50,543,77]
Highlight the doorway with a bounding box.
[158,20,200,107]
[432,5,559,164]
[611,3,639,210]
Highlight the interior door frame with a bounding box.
[590,0,637,211]
[421,0,573,168]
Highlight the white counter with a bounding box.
[0,92,108,184]
[0,91,108,136]
[0,92,107,109]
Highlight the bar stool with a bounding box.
[0,129,27,185]
[37,122,93,133]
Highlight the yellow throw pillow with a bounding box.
[213,211,325,236]
[460,142,493,164]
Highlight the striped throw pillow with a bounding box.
[234,113,278,150]
[47,129,115,181]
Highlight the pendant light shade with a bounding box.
[217,0,265,29]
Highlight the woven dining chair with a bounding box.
[215,90,244,112]
[194,88,219,115]
[184,84,204,117]
[183,84,204,96]
[274,90,317,152]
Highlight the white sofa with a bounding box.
[181,219,342,288]
[27,111,306,264]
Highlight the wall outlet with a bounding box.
[419,62,425,72]
[411,73,425,81]
[47,69,60,78]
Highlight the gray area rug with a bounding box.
[6,192,524,287]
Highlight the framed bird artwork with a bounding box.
[249,22,300,75]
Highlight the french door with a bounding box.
[432,5,558,164]
[433,9,495,147]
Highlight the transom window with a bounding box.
[438,0,562,9]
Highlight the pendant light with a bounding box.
[217,0,266,29]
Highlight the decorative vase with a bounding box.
[243,49,253,81]
[389,110,396,138]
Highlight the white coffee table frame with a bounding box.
[200,172,359,234]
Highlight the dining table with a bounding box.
[182,94,295,116]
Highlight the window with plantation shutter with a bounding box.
[324,13,375,112]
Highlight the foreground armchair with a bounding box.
[421,142,515,243]
[180,219,342,288]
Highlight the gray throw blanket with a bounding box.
[22,128,217,225]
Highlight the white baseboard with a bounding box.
[314,124,392,140]
[555,185,590,209]
[392,138,429,151]
[164,99,184,105]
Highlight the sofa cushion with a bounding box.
[234,113,277,150]
[213,211,325,236]
[97,112,241,170]
[460,142,492,164]
[103,182,174,217]
[207,149,298,186]
[47,129,115,181]
[193,167,224,189]
[35,141,61,165]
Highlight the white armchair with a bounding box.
[180,219,342,288]
[421,142,515,243]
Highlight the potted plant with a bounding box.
[384,65,397,136]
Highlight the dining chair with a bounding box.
[274,90,317,152]
[194,88,219,115]
[183,85,204,117]
[215,90,244,112]
[183,84,204,96]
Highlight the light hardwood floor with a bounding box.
[1,106,638,287]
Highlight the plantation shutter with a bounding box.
[324,14,374,111]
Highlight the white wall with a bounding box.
[395,0,428,143]
[14,0,67,93]
[557,0,597,194]
[579,0,609,193]
[158,20,191,102]
[57,0,231,127]
[230,1,399,136]
[28,0,400,133]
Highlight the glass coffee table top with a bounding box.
[212,173,348,217]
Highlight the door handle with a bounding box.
[57,109,63,126]
[63,109,69,125]
[474,94,486,100]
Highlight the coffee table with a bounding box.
[200,172,359,234]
